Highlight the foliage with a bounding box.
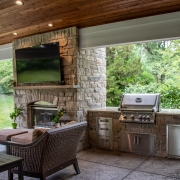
[106,45,142,106]
[125,83,180,109]
[10,107,23,123]
[106,40,180,108]
[53,108,65,124]
[0,94,14,129]
[0,59,13,94]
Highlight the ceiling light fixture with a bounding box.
[15,1,23,5]
[13,32,18,36]
[48,23,53,27]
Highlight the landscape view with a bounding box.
[16,57,61,83]
[0,39,180,129]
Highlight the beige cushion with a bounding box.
[11,132,33,144]
[6,122,77,144]
[61,121,77,127]
[0,129,28,143]
[11,128,47,144]
[32,128,47,142]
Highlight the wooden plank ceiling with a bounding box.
[0,0,180,46]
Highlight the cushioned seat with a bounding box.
[10,121,77,144]
[0,129,28,144]
[11,132,33,144]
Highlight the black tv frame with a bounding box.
[15,42,64,85]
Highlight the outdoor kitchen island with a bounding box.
[87,107,180,158]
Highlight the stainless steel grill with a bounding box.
[119,93,161,124]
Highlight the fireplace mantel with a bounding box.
[14,85,80,90]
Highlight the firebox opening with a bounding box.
[31,101,58,128]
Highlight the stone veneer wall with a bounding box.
[88,110,180,157]
[12,26,106,151]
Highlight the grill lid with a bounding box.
[119,93,160,112]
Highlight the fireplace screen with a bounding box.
[32,107,58,128]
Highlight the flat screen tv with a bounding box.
[15,42,62,84]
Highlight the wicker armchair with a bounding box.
[6,121,87,180]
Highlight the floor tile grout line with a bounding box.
[78,156,169,180]
[121,154,180,180]
[131,154,180,179]
[78,156,160,178]
[78,158,138,180]
[136,169,180,180]
[78,158,136,171]
[121,155,151,180]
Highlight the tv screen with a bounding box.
[15,42,61,83]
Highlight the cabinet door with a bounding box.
[135,134,155,154]
[98,135,112,149]
[120,132,155,155]
[119,132,137,152]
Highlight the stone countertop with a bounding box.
[156,109,180,115]
[88,107,120,112]
[88,107,180,115]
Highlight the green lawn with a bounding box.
[0,94,14,129]
[17,70,60,83]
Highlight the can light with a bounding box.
[13,32,18,36]
[48,23,53,27]
[15,1,24,5]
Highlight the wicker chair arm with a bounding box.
[6,132,48,173]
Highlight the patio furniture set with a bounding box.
[0,121,87,180]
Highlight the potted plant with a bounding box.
[53,108,64,126]
[10,107,23,129]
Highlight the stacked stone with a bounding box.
[77,48,106,122]
[12,26,107,152]
[87,110,124,150]
[87,110,180,157]
[13,27,78,86]
[14,88,78,127]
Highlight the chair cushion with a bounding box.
[0,129,28,143]
[8,121,77,144]
[11,132,33,144]
[32,128,47,142]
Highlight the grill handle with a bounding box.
[135,98,142,103]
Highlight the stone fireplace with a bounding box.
[12,27,106,133]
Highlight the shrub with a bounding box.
[125,83,180,109]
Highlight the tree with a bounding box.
[0,59,14,94]
[106,39,180,108]
[106,45,142,106]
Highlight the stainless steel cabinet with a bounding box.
[96,117,113,149]
[167,124,180,158]
[119,131,155,155]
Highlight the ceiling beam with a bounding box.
[80,11,180,48]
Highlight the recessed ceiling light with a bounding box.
[15,1,23,5]
[13,32,18,36]
[48,23,53,27]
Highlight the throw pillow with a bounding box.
[32,128,47,142]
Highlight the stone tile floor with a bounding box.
[0,144,180,180]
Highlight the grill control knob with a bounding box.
[123,114,127,119]
[138,115,142,121]
[146,115,150,121]
[131,115,134,120]
[142,116,146,121]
